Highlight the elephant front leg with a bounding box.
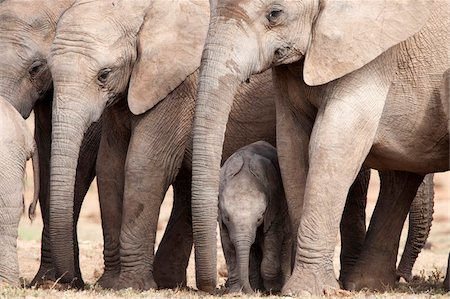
[281,67,391,296]
[343,171,424,291]
[339,167,370,282]
[153,168,193,289]
[96,111,129,289]
[272,65,316,253]
[116,104,191,290]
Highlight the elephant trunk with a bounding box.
[397,174,434,281]
[235,238,254,294]
[192,20,251,292]
[49,88,92,285]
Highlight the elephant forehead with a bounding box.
[216,0,264,23]
[57,10,124,45]
[221,178,267,208]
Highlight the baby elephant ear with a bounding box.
[222,153,245,179]
[249,155,272,188]
[127,0,209,115]
[304,0,433,86]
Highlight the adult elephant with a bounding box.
[0,0,101,287]
[47,0,275,289]
[191,0,449,295]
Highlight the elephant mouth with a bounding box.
[272,45,304,67]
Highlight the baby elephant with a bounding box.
[0,97,39,286]
[219,141,291,293]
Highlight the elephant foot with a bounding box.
[154,265,187,289]
[115,270,157,290]
[29,264,56,288]
[263,278,282,293]
[281,264,339,296]
[344,262,396,291]
[96,270,120,289]
[396,268,412,282]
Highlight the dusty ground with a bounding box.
[2,143,450,298]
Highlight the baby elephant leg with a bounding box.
[261,228,285,292]
[0,204,22,286]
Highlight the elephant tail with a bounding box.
[28,144,40,222]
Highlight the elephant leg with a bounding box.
[444,253,450,291]
[396,174,434,282]
[96,105,130,289]
[339,167,370,282]
[30,98,54,286]
[153,168,193,289]
[117,89,193,290]
[249,241,264,292]
[261,224,285,292]
[280,63,394,296]
[272,65,316,261]
[30,96,101,288]
[344,171,424,291]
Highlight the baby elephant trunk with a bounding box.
[235,239,254,293]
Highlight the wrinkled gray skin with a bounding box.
[0,0,101,287]
[191,0,449,295]
[219,141,290,294]
[442,69,449,292]
[0,97,38,286]
[47,0,434,290]
[339,172,434,284]
[47,0,277,289]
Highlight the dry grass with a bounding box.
[6,134,450,299]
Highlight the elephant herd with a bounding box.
[0,0,448,296]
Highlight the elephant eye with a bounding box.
[29,60,45,78]
[98,68,112,84]
[267,8,283,23]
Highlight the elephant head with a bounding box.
[47,0,209,283]
[0,0,74,117]
[191,0,432,291]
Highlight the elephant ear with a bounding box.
[304,0,433,86]
[222,153,245,180]
[252,157,282,234]
[127,0,209,115]
[249,155,271,188]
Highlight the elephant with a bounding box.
[0,96,39,286]
[190,0,449,295]
[46,0,276,289]
[0,0,101,287]
[218,141,291,293]
[47,0,436,291]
